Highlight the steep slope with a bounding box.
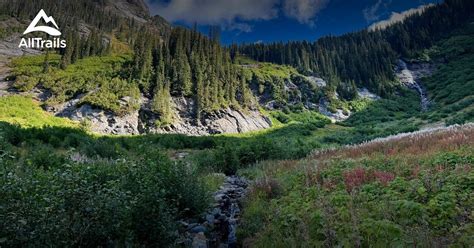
[395,59,434,111]
[0,0,272,135]
[237,0,474,98]
[1,0,472,136]
[105,0,150,21]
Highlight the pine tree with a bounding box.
[238,74,252,108]
[43,50,50,73]
[71,33,80,64]
[180,52,192,96]
[151,81,173,126]
[60,32,74,69]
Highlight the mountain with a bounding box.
[105,0,150,21]
[237,0,474,97]
[0,0,473,136]
[368,4,435,31]
[1,0,272,135]
[0,0,473,247]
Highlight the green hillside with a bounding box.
[0,96,78,128]
[0,0,473,247]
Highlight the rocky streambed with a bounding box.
[178,176,249,248]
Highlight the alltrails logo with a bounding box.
[19,9,66,49]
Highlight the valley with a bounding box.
[0,0,473,247]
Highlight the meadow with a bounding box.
[237,124,474,247]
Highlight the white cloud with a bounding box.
[363,0,383,22]
[368,4,434,31]
[147,0,331,32]
[147,0,279,32]
[363,0,392,23]
[224,22,253,33]
[283,0,329,26]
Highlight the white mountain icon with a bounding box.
[23,9,61,36]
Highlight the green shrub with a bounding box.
[0,148,209,247]
[26,145,66,170]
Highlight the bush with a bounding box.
[26,145,66,170]
[0,123,211,247]
[0,153,209,247]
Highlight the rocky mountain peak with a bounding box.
[104,0,150,22]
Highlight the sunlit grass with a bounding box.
[0,95,78,128]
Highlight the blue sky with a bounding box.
[147,0,442,44]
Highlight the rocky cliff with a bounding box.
[105,0,150,22]
[145,97,272,135]
[0,0,270,136]
[44,94,271,136]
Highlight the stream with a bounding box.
[396,60,431,111]
[178,176,249,248]
[408,81,430,111]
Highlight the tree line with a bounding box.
[130,27,253,125]
[2,0,473,117]
[235,0,474,99]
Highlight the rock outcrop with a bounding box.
[318,88,380,123]
[42,94,272,135]
[358,87,381,100]
[41,95,140,135]
[105,0,150,22]
[305,76,327,87]
[60,104,140,135]
[141,96,272,136]
[318,97,351,122]
[0,35,42,58]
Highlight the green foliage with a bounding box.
[418,29,474,124]
[239,0,474,95]
[0,96,77,128]
[151,83,174,126]
[346,88,420,126]
[131,26,254,118]
[337,80,358,101]
[11,54,139,114]
[242,62,298,105]
[240,61,325,108]
[315,89,423,144]
[0,122,210,247]
[80,77,140,115]
[270,110,329,126]
[201,173,226,192]
[189,113,331,173]
[238,146,474,247]
[242,62,298,81]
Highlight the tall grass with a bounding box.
[0,95,77,128]
[238,123,474,247]
[311,123,474,161]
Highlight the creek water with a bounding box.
[178,176,249,248]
